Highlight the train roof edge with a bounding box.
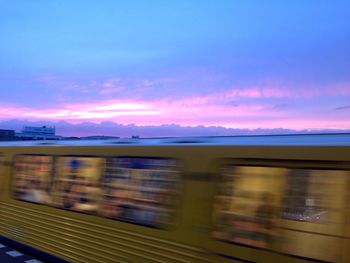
[0,133,349,146]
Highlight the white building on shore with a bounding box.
[16,126,63,140]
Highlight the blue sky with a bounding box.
[0,0,349,133]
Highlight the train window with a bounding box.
[98,157,181,228]
[51,156,104,214]
[279,168,348,262]
[212,165,286,248]
[12,155,53,204]
[282,169,348,223]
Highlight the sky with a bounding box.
[0,0,350,136]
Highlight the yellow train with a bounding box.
[0,134,349,263]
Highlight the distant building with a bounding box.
[0,129,16,141]
[16,126,63,140]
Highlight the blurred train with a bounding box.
[0,133,349,263]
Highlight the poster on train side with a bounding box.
[98,157,181,228]
[51,156,104,214]
[12,155,53,204]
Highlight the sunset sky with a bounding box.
[1,1,350,134]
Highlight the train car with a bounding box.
[0,134,349,263]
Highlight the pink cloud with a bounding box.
[1,94,346,130]
[99,86,125,95]
[99,78,125,95]
[158,86,292,108]
[1,80,350,130]
[224,87,293,98]
[36,74,350,106]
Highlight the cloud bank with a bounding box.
[1,119,349,138]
